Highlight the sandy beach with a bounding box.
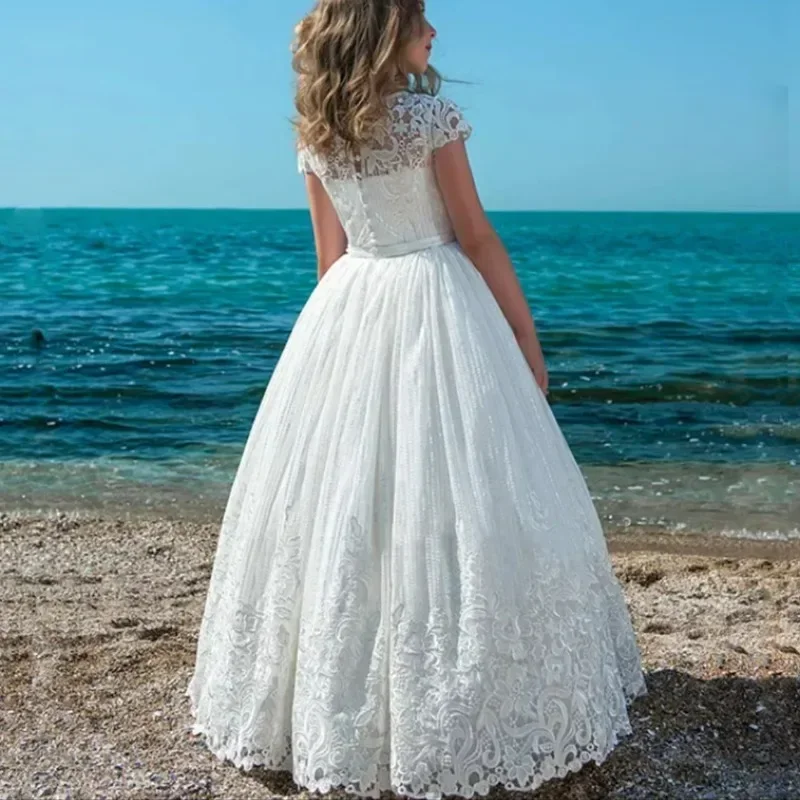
[2,510,799,800]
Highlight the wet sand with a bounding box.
[2,510,799,799]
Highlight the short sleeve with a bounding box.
[297,146,314,175]
[430,96,472,151]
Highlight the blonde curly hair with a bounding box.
[291,0,442,155]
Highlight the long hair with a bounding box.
[291,0,442,155]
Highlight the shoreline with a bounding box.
[2,510,799,798]
[3,506,800,559]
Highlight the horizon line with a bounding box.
[2,206,799,215]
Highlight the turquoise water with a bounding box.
[2,208,799,537]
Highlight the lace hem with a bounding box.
[185,676,647,799]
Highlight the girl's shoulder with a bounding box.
[392,90,466,119]
[297,92,472,177]
[391,91,472,148]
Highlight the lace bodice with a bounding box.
[298,92,472,257]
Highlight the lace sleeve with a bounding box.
[297,147,314,175]
[430,96,472,151]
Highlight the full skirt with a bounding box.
[185,241,648,799]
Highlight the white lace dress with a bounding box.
[185,90,648,799]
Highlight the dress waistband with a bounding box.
[346,233,455,259]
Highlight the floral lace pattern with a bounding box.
[187,508,647,799]
[297,92,472,180]
[296,93,472,256]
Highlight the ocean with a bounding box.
[1,208,798,538]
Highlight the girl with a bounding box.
[186,1,648,797]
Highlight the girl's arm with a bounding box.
[305,173,347,280]
[433,139,549,394]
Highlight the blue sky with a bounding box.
[1,0,797,211]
